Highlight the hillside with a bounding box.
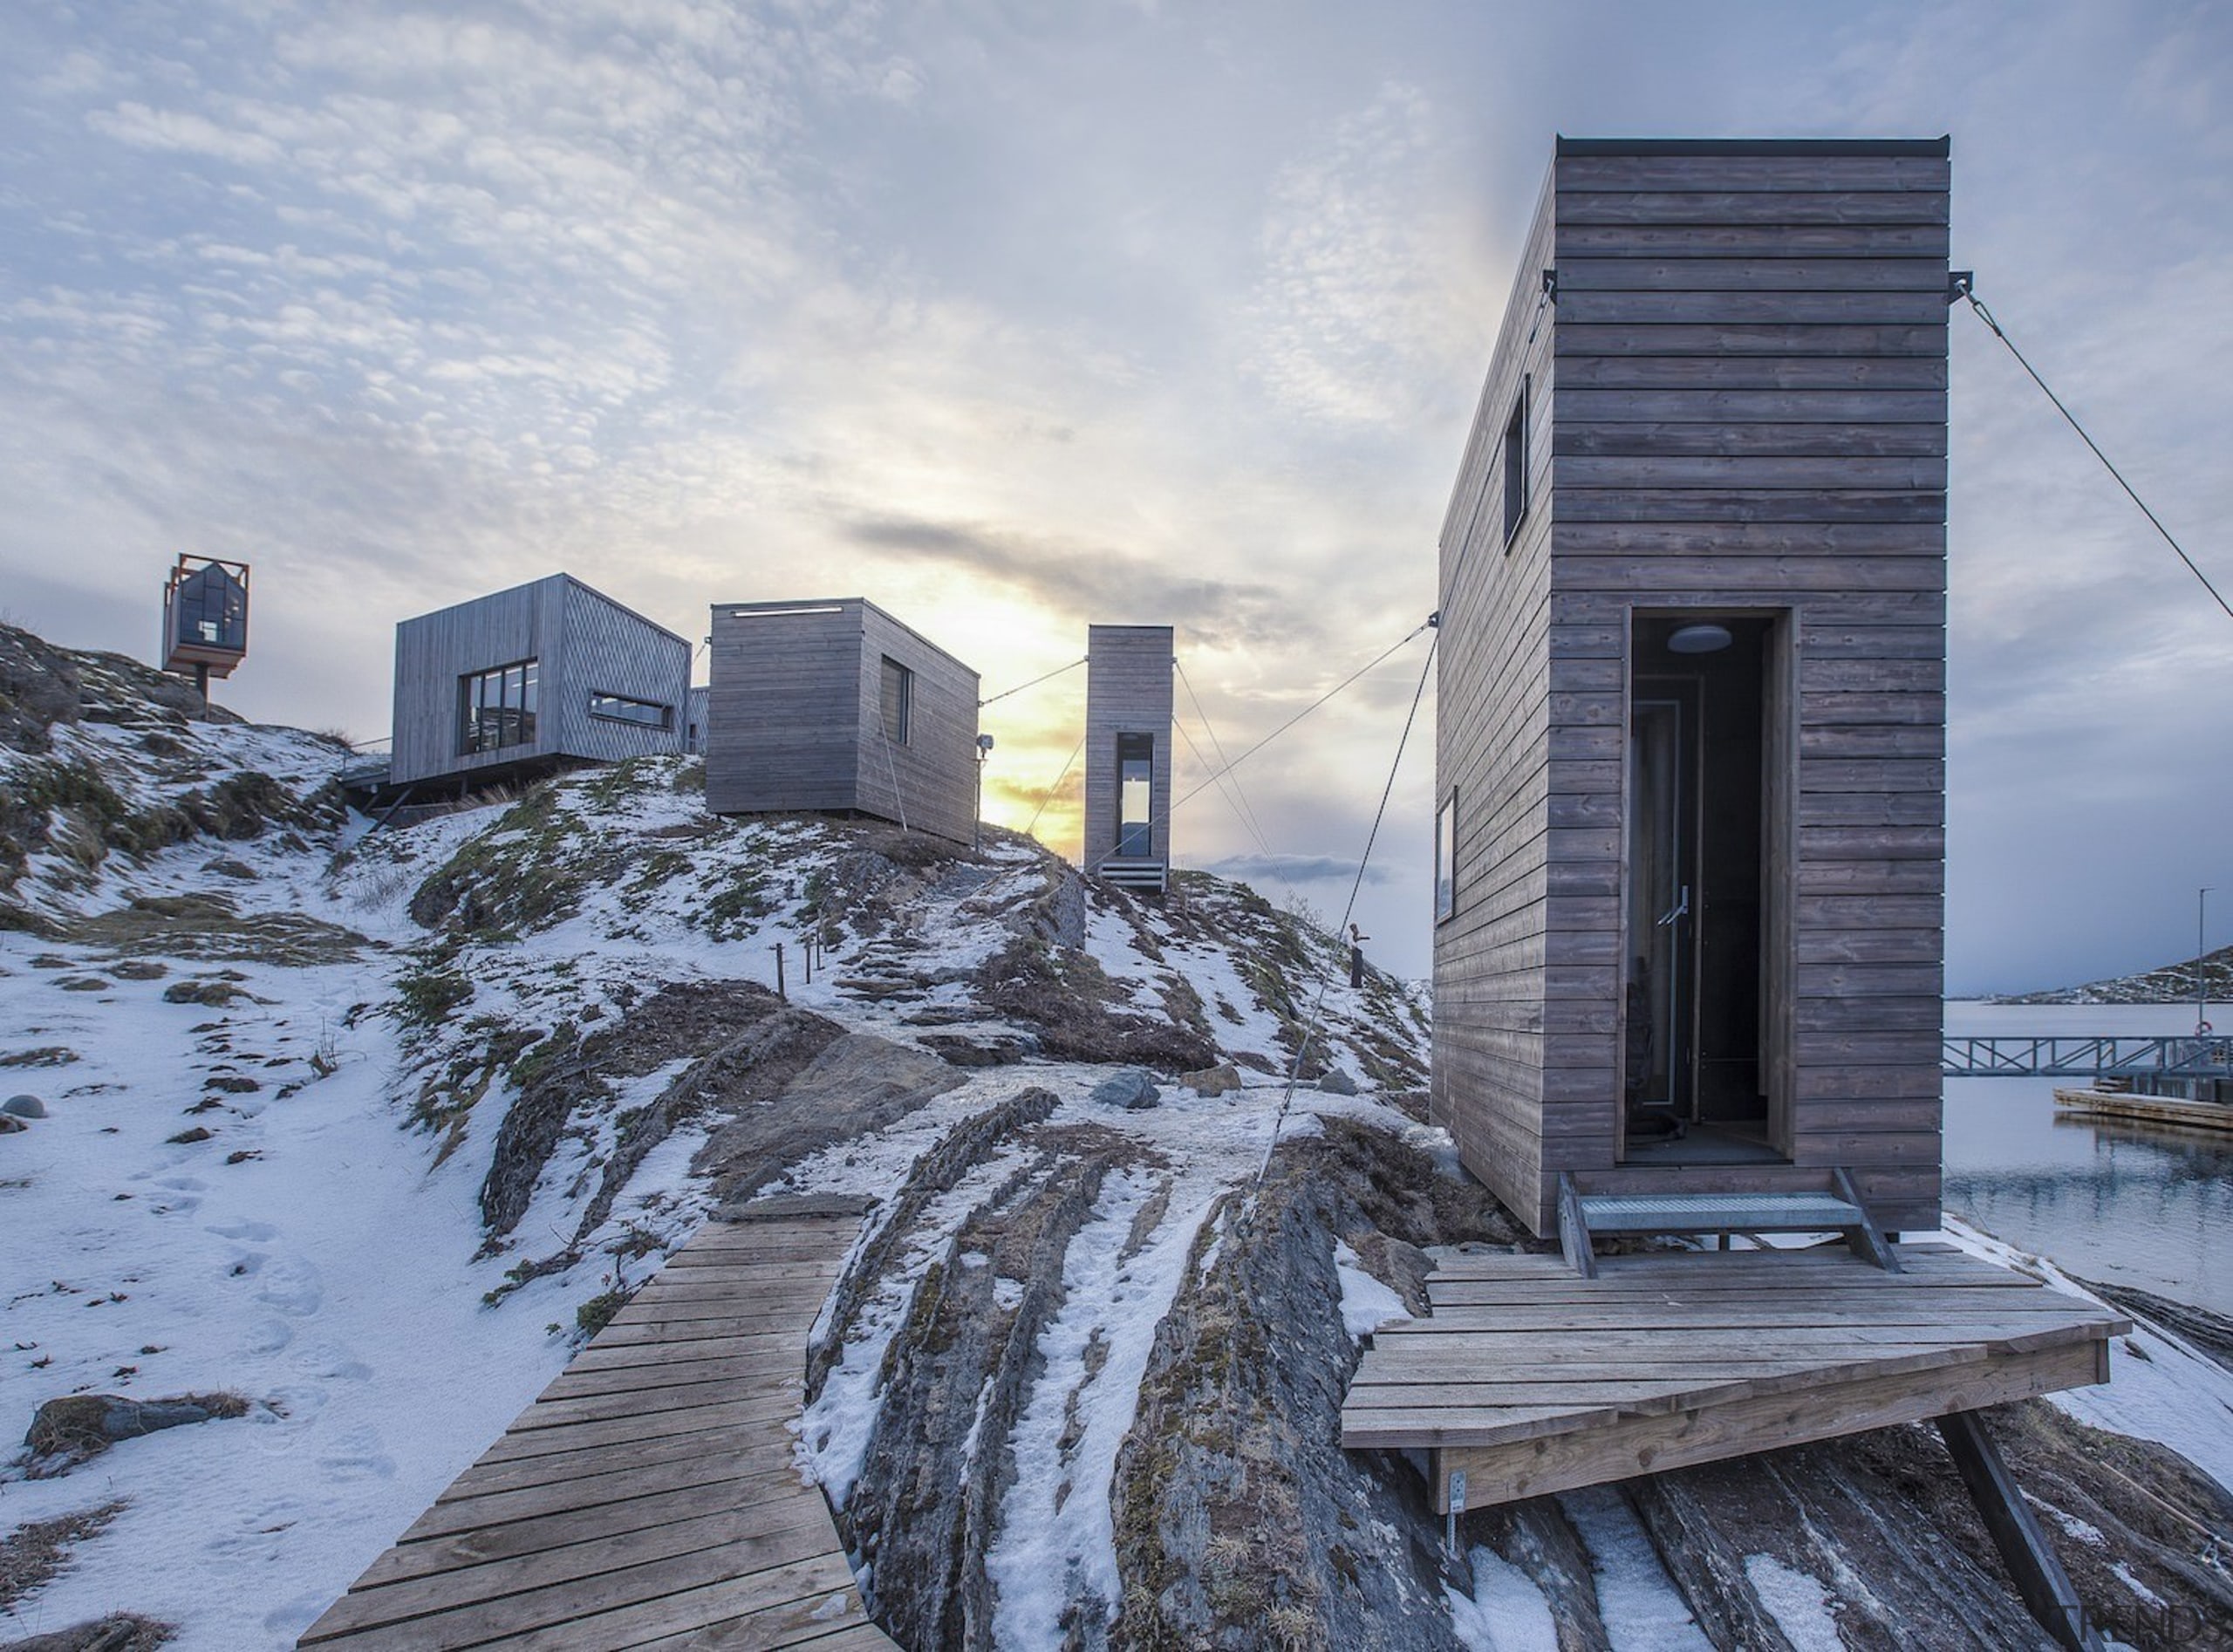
[3,621,2231,1651]
[1993,945,2233,1007]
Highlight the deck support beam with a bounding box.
[1935,1410,2104,1652]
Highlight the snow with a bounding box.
[1446,1545,1560,1652]
[1940,1218,2233,1495]
[1332,1239,1407,1340]
[1558,1485,1712,1650]
[1742,1553,1843,1649]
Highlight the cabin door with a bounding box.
[1622,614,1786,1161]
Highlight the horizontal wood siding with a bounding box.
[705,603,867,816]
[853,604,981,845]
[1433,166,1560,1236]
[550,578,693,765]
[1437,141,1950,1239]
[1083,625,1175,872]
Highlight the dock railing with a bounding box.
[1942,1034,2233,1081]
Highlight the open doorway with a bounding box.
[1622,612,1792,1164]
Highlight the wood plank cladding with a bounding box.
[707,598,980,845]
[1432,138,1950,1239]
[1082,625,1175,873]
[391,575,690,789]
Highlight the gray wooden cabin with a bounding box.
[1431,137,1950,1239]
[390,574,693,790]
[706,598,980,845]
[1082,625,1175,891]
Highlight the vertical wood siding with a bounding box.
[1082,625,1175,871]
[389,576,687,788]
[1434,141,1950,1237]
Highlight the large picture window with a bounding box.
[1501,375,1529,547]
[461,659,539,755]
[587,691,672,728]
[1435,790,1458,922]
[880,656,913,745]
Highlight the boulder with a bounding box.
[1318,1067,1360,1096]
[23,1390,249,1473]
[162,979,239,1007]
[1090,1068,1161,1110]
[4,1093,48,1118]
[0,1114,24,1134]
[1178,1063,1243,1097]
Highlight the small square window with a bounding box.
[1501,376,1529,548]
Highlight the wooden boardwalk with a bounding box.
[1342,1241,2128,1511]
[299,1207,894,1651]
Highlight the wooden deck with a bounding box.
[298,1207,893,1651]
[1342,1241,2128,1512]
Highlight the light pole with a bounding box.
[2200,887,2214,1036]
[973,734,995,851]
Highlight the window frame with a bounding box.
[1500,374,1530,550]
[1434,789,1458,924]
[879,655,913,746]
[586,691,673,730]
[459,658,540,756]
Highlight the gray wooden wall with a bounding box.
[391,575,687,788]
[1433,139,1950,1237]
[1082,625,1174,870]
[706,598,980,844]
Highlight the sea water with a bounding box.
[1943,1001,2232,1317]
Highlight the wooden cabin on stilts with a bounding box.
[1344,138,2127,1650]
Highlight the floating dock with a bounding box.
[2052,1086,2233,1135]
[1342,1241,2127,1512]
[298,1207,891,1651]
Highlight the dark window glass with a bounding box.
[880,656,912,745]
[1116,732,1153,857]
[587,692,671,728]
[1435,791,1458,922]
[460,658,540,754]
[1501,377,1529,547]
[174,565,248,652]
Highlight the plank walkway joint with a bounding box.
[298,1205,894,1651]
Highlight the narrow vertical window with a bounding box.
[1501,375,1529,547]
[1435,791,1458,922]
[880,656,913,745]
[1116,734,1154,856]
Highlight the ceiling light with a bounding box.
[1667,623,1732,655]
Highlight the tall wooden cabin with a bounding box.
[1431,137,1950,1239]
[1082,625,1175,892]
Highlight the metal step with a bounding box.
[1578,1191,1865,1235]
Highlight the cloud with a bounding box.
[843,513,1302,647]
[1206,852,1390,888]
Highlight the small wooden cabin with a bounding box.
[390,574,693,789]
[161,555,249,686]
[706,598,980,845]
[1082,625,1175,891]
[1431,137,1950,1238]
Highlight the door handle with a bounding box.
[1656,884,1690,927]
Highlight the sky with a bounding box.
[1,0,2228,992]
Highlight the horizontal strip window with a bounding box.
[587,692,673,729]
[720,605,848,619]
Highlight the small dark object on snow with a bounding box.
[1090,1068,1160,1110]
[22,1390,249,1475]
[1178,1063,1243,1096]
[3,1096,47,1119]
[161,980,238,1007]
[166,1127,212,1145]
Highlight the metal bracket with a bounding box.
[1948,270,1976,305]
[1443,1467,1470,1587]
[1541,267,1558,304]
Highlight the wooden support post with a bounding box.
[1936,1410,2102,1652]
[773,942,787,1003]
[1556,1174,1596,1280]
[1834,1166,1901,1273]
